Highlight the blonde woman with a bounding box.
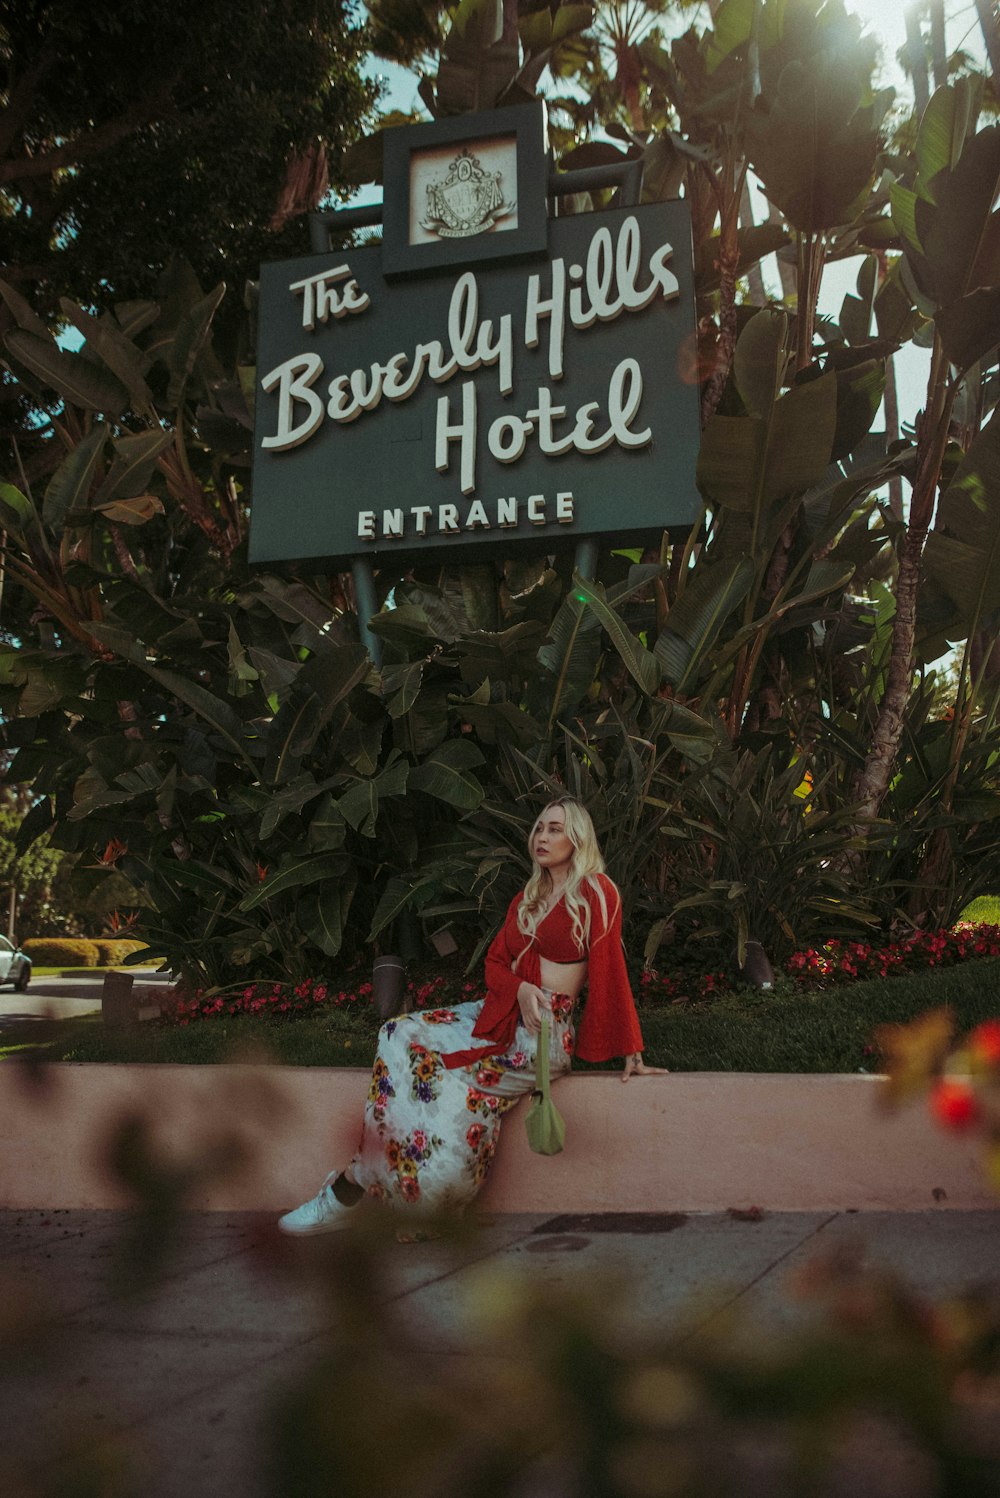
[279,798,665,1234]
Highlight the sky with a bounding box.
[850,0,986,75]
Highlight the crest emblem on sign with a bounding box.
[421,148,515,240]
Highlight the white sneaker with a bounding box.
[278,1172,360,1235]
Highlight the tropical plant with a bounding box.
[852,79,1000,821]
[393,697,719,967]
[642,741,881,967]
[0,263,680,983]
[3,0,1000,989]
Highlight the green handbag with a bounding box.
[525,1013,566,1155]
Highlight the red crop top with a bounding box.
[441,871,644,1068]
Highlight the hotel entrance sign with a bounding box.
[250,112,700,569]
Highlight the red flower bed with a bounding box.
[638,967,730,1005]
[162,924,1000,1025]
[165,970,487,1026]
[784,925,1000,990]
[634,924,1000,1007]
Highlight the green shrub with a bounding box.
[22,937,102,967]
[960,896,1000,924]
[94,939,149,965]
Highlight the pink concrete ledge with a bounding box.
[0,1064,996,1213]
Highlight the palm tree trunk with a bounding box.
[930,0,947,89]
[700,162,743,422]
[853,336,955,821]
[883,352,905,522]
[853,522,925,823]
[876,251,905,520]
[976,0,1000,80]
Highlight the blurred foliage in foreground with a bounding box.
[2,1068,1000,1496]
[880,1007,1000,1190]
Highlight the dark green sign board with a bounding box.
[249,200,700,568]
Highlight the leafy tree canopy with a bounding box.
[0,0,378,325]
[0,796,64,896]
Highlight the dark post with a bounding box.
[352,557,382,666]
[372,954,406,1021]
[573,537,599,583]
[738,940,775,990]
[102,969,138,1028]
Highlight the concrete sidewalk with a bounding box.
[2,1207,997,1497]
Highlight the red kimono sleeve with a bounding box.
[438,895,541,1067]
[574,877,644,1063]
[482,894,528,1010]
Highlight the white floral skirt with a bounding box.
[349,993,575,1215]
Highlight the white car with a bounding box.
[0,935,32,991]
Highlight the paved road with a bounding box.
[2,1207,998,1497]
[0,968,172,1026]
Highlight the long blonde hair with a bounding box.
[518,798,616,953]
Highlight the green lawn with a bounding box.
[4,958,999,1073]
[625,958,1000,1072]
